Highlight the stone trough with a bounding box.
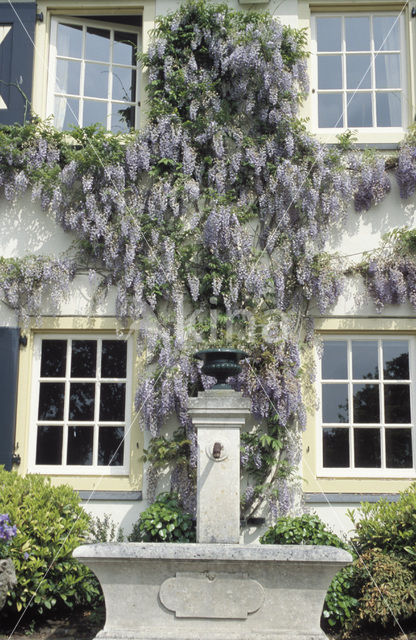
[74,356,351,640]
[74,541,351,640]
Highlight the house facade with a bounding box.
[0,0,415,538]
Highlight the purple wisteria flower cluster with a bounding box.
[1,0,415,518]
[0,514,17,559]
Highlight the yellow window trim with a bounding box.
[14,317,143,493]
[303,318,416,496]
[32,0,155,128]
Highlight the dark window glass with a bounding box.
[345,16,370,51]
[347,92,372,127]
[102,340,127,378]
[318,93,343,128]
[113,31,136,65]
[41,340,67,377]
[69,382,95,420]
[98,427,124,465]
[323,428,349,467]
[352,341,378,380]
[67,426,94,465]
[354,428,381,467]
[38,382,65,420]
[353,384,380,423]
[386,428,412,468]
[383,340,409,380]
[322,341,347,379]
[57,23,83,58]
[71,340,97,377]
[317,17,342,52]
[85,26,110,62]
[36,426,63,464]
[322,384,349,423]
[384,384,411,423]
[100,383,126,421]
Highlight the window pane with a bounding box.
[376,54,400,88]
[84,62,110,99]
[322,341,347,379]
[83,99,108,127]
[54,96,79,130]
[322,384,348,423]
[113,31,137,65]
[67,426,93,465]
[345,16,370,51]
[384,384,411,423]
[383,340,409,379]
[112,66,136,102]
[353,383,380,423]
[354,428,381,467]
[38,382,65,420]
[111,104,134,132]
[98,427,124,465]
[352,340,378,380]
[347,92,372,127]
[69,382,95,420]
[41,340,67,377]
[346,55,371,90]
[374,16,400,51]
[318,93,343,128]
[85,26,110,62]
[57,23,83,58]
[317,18,341,52]
[55,59,81,95]
[100,383,126,421]
[102,340,127,378]
[318,56,342,90]
[71,340,97,378]
[323,428,349,467]
[36,425,63,464]
[376,92,401,127]
[386,428,412,468]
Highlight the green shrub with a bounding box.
[260,514,357,629]
[128,493,195,542]
[348,549,416,630]
[349,483,416,565]
[0,468,101,622]
[89,513,124,542]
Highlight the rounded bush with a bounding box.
[350,549,416,630]
[128,493,195,543]
[0,468,101,623]
[260,514,357,629]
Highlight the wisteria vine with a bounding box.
[0,0,416,519]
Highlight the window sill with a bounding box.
[28,465,130,476]
[314,129,405,148]
[317,468,416,478]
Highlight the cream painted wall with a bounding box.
[155,0,299,27]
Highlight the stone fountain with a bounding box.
[74,349,351,640]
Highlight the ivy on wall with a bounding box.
[1,0,416,519]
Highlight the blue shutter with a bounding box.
[0,328,19,470]
[0,2,36,126]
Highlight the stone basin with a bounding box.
[74,541,352,640]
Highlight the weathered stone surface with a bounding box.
[159,571,264,618]
[188,389,251,544]
[74,542,352,640]
[0,558,17,610]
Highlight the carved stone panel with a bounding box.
[159,572,264,619]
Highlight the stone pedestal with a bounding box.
[74,542,352,640]
[188,390,251,544]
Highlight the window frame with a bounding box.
[46,14,141,132]
[317,335,416,478]
[27,333,133,476]
[310,9,409,139]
